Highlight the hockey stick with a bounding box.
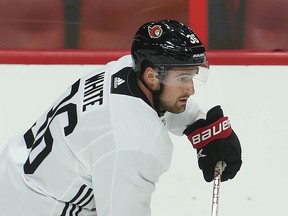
[211,161,226,216]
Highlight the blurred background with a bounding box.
[0,0,287,50]
[0,1,288,216]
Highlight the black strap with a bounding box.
[63,0,82,49]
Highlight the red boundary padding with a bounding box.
[0,50,287,65]
[0,50,128,65]
[207,50,288,65]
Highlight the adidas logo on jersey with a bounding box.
[114,77,125,88]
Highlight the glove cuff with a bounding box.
[188,116,233,149]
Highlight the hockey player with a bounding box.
[0,20,242,216]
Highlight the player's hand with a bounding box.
[183,106,242,182]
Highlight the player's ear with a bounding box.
[143,67,160,90]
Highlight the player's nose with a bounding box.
[186,80,195,95]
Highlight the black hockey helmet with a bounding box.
[131,19,208,77]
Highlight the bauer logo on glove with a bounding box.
[183,105,242,182]
[188,116,232,149]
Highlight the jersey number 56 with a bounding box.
[23,80,80,174]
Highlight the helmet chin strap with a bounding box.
[138,75,165,116]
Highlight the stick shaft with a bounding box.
[211,161,225,216]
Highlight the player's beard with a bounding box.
[159,94,189,114]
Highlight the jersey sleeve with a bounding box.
[164,98,207,136]
[91,150,164,216]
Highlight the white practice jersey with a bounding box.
[0,55,206,216]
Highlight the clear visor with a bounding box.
[155,61,209,87]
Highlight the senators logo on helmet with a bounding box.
[148,25,163,39]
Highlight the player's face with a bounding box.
[158,67,197,113]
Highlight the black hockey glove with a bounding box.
[183,106,242,182]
